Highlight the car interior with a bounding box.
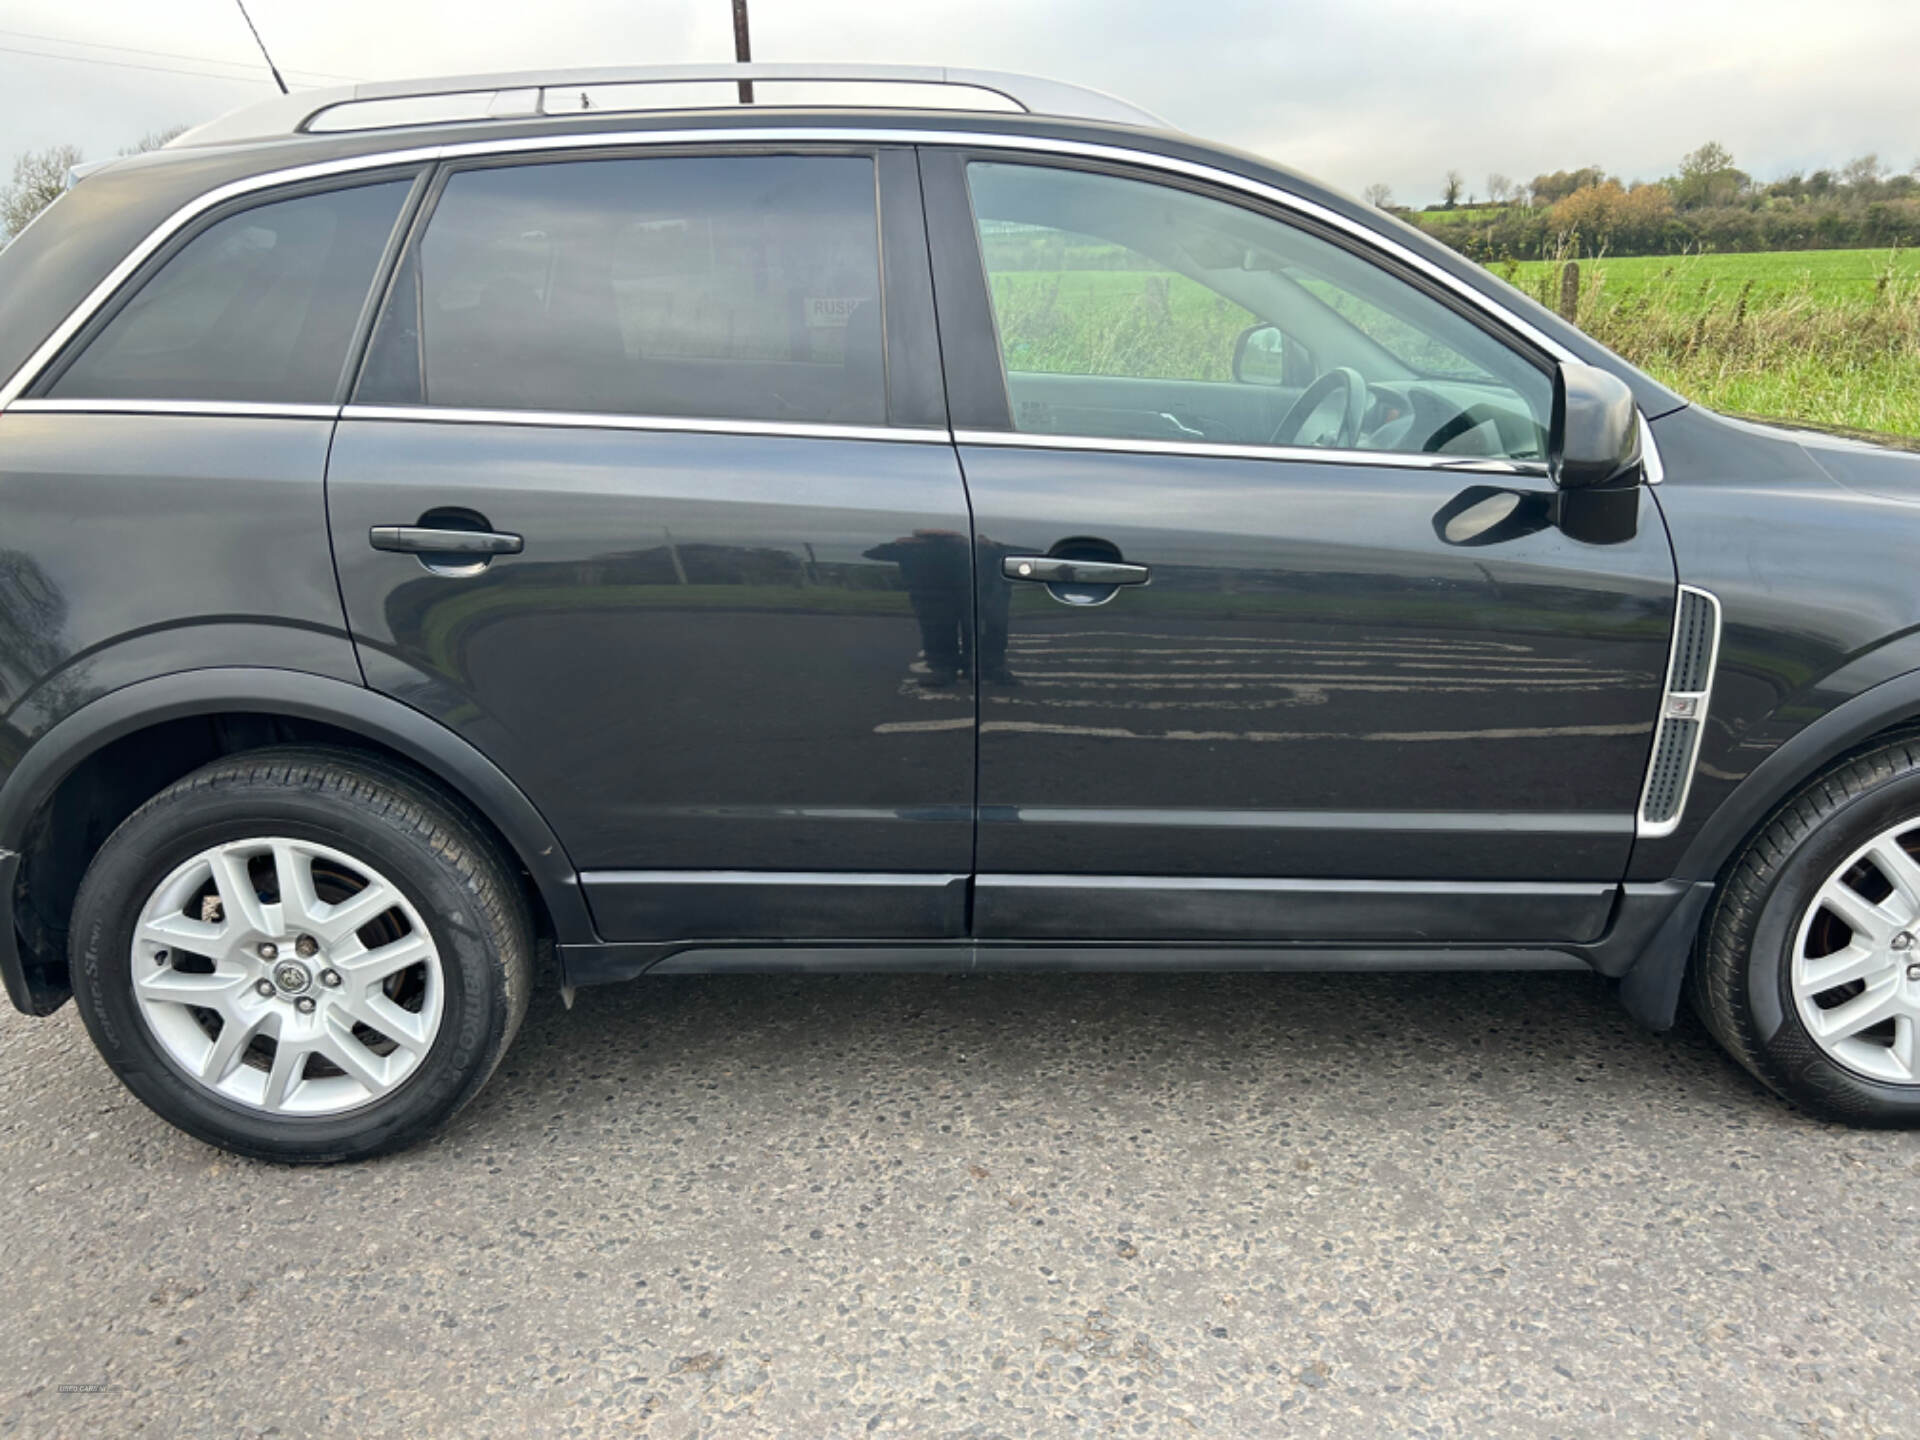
[967,161,1554,462]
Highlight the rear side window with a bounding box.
[356,154,885,426]
[49,180,411,405]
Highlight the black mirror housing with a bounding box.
[1551,362,1642,489]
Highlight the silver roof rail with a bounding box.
[171,64,1169,148]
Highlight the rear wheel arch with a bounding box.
[70,747,535,1161]
[2,669,593,1014]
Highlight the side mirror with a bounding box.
[1233,324,1285,385]
[1233,324,1312,387]
[1551,362,1642,489]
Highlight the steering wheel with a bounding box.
[1270,366,1368,449]
[1422,402,1511,455]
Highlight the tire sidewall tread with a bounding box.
[1693,736,1920,1126]
[69,747,531,1163]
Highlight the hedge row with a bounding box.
[1413,200,1920,261]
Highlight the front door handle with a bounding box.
[1002,555,1150,586]
[370,525,524,557]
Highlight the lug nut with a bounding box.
[1908,962,1920,982]
[255,979,275,997]
[295,935,318,958]
[257,941,278,961]
[319,969,342,988]
[294,996,316,1014]
[1895,933,1915,952]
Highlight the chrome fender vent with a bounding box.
[1638,585,1722,837]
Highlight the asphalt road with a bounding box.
[2,967,1917,1438]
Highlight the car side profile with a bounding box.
[6,65,1920,1161]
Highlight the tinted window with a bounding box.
[967,163,1552,462]
[50,181,410,405]
[359,155,886,426]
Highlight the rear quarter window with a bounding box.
[45,180,411,406]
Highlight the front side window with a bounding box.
[966,162,1551,461]
[49,180,411,405]
[358,154,886,426]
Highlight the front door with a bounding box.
[928,154,1675,943]
[328,147,975,943]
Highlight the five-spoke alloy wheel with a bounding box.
[72,749,531,1162]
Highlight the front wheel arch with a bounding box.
[1688,734,1920,1123]
[1674,667,1920,886]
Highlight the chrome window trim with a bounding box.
[341,404,947,445]
[954,426,1552,476]
[0,148,441,412]
[1636,584,1723,839]
[430,126,1587,360]
[5,397,342,420]
[0,123,1670,486]
[0,396,947,446]
[1,127,1580,409]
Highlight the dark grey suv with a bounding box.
[6,65,1920,1160]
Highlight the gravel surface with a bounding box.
[2,968,1917,1438]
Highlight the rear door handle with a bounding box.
[1002,555,1150,586]
[369,525,524,556]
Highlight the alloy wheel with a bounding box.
[1791,820,1920,1084]
[128,837,443,1116]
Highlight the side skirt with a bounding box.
[580,870,1622,947]
[561,940,1592,986]
[559,879,1702,1001]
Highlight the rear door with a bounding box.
[922,150,1675,945]
[327,146,976,943]
[0,173,420,725]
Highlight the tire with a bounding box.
[1691,736,1920,1126]
[69,747,532,1162]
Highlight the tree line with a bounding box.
[12,132,1918,263]
[1367,144,1920,259]
[1,130,184,244]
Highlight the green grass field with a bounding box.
[1510,248,1920,308]
[1501,249,1920,436]
[982,245,1920,440]
[986,270,1255,382]
[1415,206,1508,228]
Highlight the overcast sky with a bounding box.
[2,0,1916,204]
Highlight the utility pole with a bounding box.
[732,0,754,103]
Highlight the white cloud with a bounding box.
[0,0,1914,202]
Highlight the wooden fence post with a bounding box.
[1557,261,1581,323]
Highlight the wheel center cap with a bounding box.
[272,959,313,995]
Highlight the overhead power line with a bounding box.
[0,40,287,84]
[0,30,353,86]
[0,25,352,81]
